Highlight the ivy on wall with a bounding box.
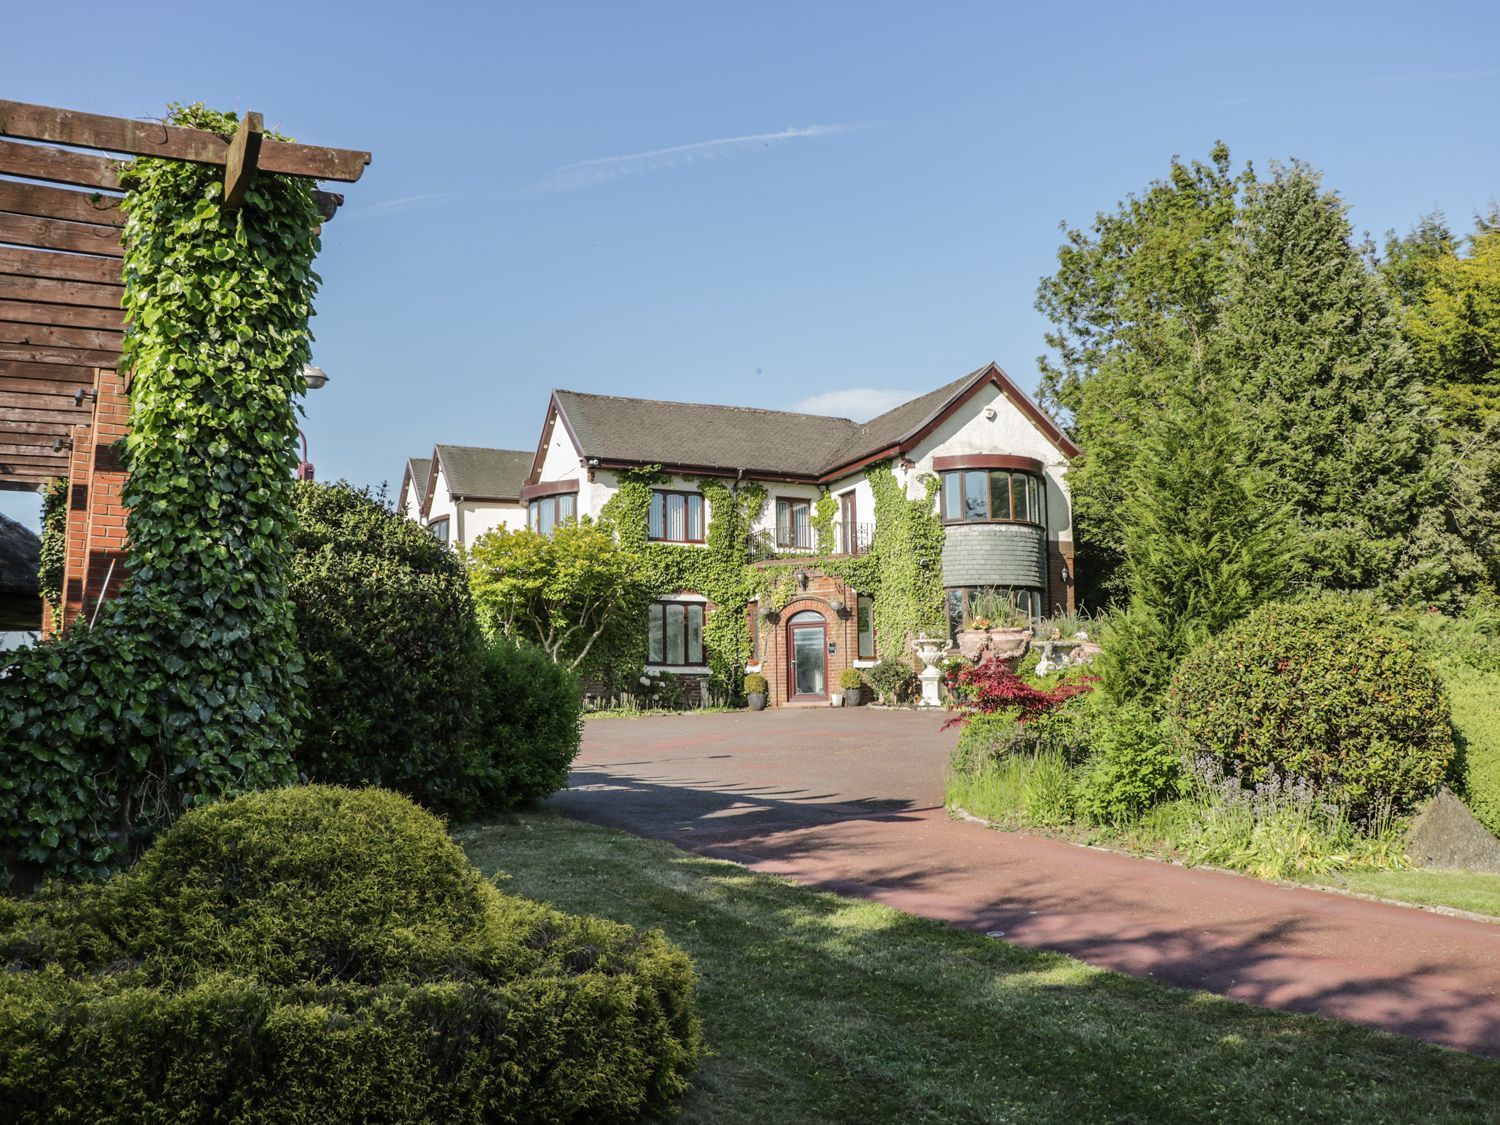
[38,477,67,631]
[597,462,947,699]
[0,104,319,880]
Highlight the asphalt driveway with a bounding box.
[551,708,1500,1058]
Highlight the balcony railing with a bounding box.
[748,521,876,562]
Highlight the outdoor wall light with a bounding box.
[795,568,810,590]
[302,364,330,391]
[74,387,98,408]
[53,435,73,453]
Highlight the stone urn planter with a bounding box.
[747,692,767,711]
[956,626,1032,666]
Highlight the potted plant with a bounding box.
[840,666,866,705]
[744,672,769,711]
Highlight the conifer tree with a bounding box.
[1098,361,1298,704]
[1220,163,1455,598]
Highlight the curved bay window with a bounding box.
[940,468,1043,525]
[945,586,1043,643]
[528,493,575,535]
[649,600,706,666]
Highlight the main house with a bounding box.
[511,361,1078,706]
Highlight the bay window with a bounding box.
[940,469,1043,525]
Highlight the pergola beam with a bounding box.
[0,100,370,182]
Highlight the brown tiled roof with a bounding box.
[553,390,862,478]
[404,456,430,501]
[434,446,532,500]
[547,363,1076,482]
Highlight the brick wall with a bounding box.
[53,367,130,634]
[1047,539,1077,616]
[750,568,866,707]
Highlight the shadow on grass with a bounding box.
[463,813,1500,1124]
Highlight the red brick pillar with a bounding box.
[57,368,131,633]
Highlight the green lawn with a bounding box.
[1311,868,1500,918]
[460,812,1500,1124]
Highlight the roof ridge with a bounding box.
[433,444,533,455]
[554,388,863,428]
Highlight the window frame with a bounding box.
[527,493,576,535]
[648,489,706,544]
[938,468,1045,527]
[856,593,876,660]
[648,599,708,667]
[944,586,1044,644]
[774,497,814,550]
[427,516,450,545]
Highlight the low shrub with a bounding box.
[288,481,485,811]
[467,639,583,808]
[744,672,769,695]
[868,658,918,705]
[1167,595,1453,814]
[839,667,866,692]
[944,657,1096,727]
[0,787,700,1122]
[1074,703,1185,824]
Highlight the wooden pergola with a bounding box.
[0,100,371,491]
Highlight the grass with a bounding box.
[1310,868,1500,918]
[460,811,1500,1124]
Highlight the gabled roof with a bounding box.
[536,362,1078,485]
[403,457,430,502]
[431,445,533,501]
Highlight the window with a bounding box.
[857,594,875,660]
[649,600,706,666]
[427,516,450,545]
[649,490,704,543]
[528,493,576,535]
[939,469,1043,525]
[775,498,813,549]
[945,587,1043,643]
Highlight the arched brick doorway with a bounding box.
[786,609,828,701]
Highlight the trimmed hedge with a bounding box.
[289,482,485,811]
[1167,596,1453,813]
[468,639,583,808]
[0,787,700,1122]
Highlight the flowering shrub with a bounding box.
[943,658,1096,729]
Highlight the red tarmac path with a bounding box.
[551,708,1500,1058]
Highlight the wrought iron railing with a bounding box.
[747,521,877,561]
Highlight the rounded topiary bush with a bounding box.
[0,787,701,1122]
[289,481,486,811]
[468,639,583,808]
[1167,595,1453,813]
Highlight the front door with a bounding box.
[788,611,827,700]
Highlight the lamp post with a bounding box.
[296,364,330,481]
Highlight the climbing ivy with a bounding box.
[599,467,766,693]
[594,461,946,699]
[37,476,67,631]
[0,104,318,880]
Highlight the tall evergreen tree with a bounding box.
[1098,361,1298,704]
[1035,143,1247,599]
[1220,163,1455,598]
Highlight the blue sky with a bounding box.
[5,0,1498,526]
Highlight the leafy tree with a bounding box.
[467,520,651,675]
[1381,211,1500,597]
[1037,148,1461,604]
[1097,365,1299,704]
[1220,162,1453,600]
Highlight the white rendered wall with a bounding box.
[458,500,525,548]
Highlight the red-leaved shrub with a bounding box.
[943,659,1096,729]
